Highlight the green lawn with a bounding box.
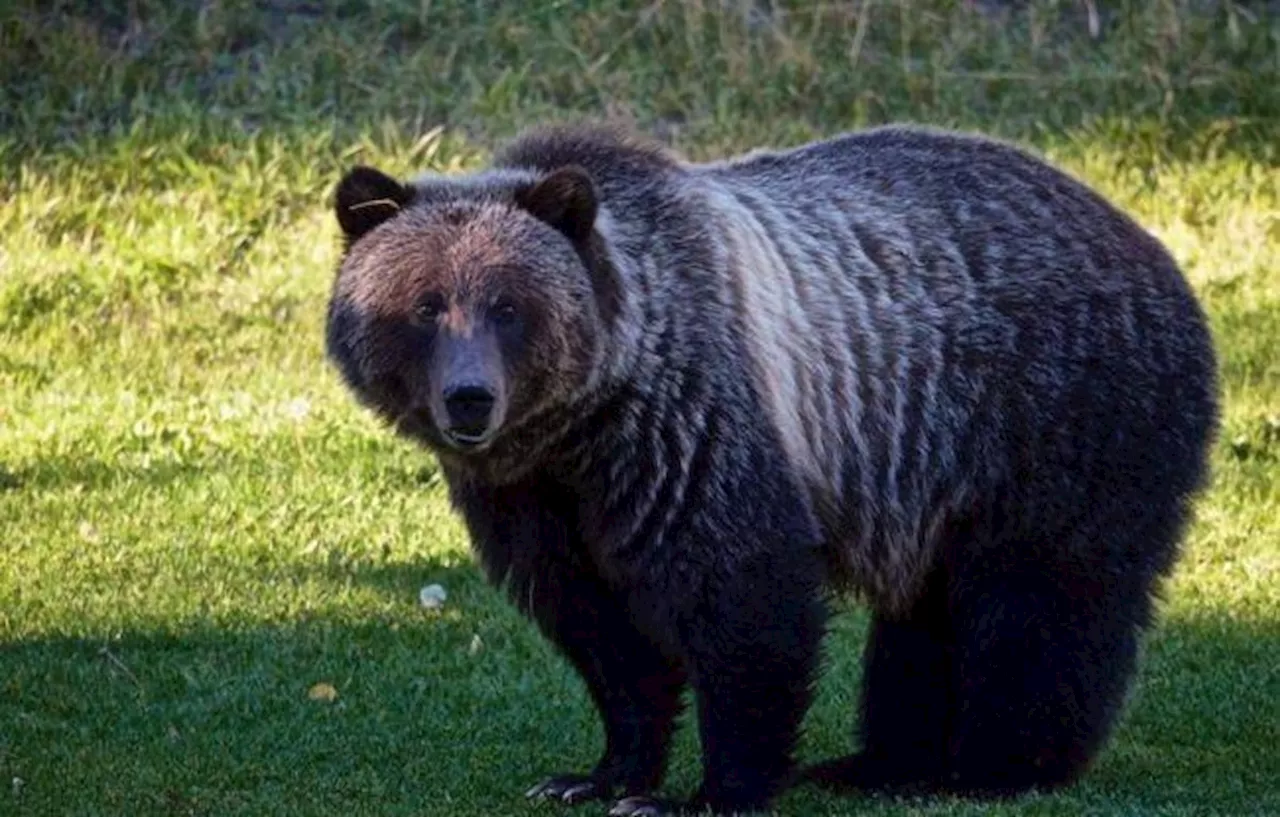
[2,1,1279,815]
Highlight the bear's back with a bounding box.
[676,126,1216,606]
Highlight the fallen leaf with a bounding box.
[307,682,338,702]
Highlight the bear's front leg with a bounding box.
[450,476,688,805]
[611,543,829,816]
[518,572,688,806]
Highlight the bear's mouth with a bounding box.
[398,409,491,453]
[443,426,492,451]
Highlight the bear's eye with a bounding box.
[412,295,445,327]
[490,299,520,328]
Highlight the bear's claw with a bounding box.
[526,774,612,804]
[607,796,671,816]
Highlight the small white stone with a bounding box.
[283,397,311,420]
[419,583,447,609]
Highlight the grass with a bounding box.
[2,0,1279,814]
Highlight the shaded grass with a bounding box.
[3,0,1280,814]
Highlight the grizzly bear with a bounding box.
[323,122,1219,816]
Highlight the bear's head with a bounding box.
[324,162,623,466]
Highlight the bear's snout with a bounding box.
[443,383,497,444]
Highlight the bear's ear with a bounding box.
[334,166,413,243]
[514,165,598,243]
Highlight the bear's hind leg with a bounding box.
[940,549,1151,798]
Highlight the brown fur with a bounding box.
[324,122,1219,815]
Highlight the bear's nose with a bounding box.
[443,384,496,436]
